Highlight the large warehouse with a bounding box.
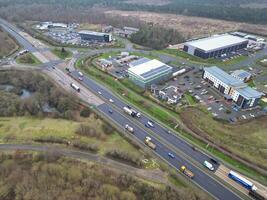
[183,34,249,59]
[203,66,263,109]
[79,30,112,42]
[128,58,173,88]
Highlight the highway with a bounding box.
[0,18,244,200]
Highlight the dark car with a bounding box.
[108,109,113,114]
[210,158,219,165]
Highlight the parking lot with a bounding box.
[165,67,264,122]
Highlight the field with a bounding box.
[0,116,142,158]
[0,152,206,200]
[52,48,72,60]
[181,107,267,171]
[0,27,19,58]
[16,53,41,65]
[105,10,267,39]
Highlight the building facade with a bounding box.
[79,30,112,42]
[183,34,249,59]
[203,66,263,109]
[128,58,173,88]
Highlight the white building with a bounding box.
[183,34,249,59]
[203,66,263,109]
[128,58,173,88]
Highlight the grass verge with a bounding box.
[16,53,41,65]
[52,48,72,60]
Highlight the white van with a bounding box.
[203,160,214,171]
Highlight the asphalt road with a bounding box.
[0,18,244,200]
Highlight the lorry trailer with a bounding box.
[180,166,194,178]
[125,124,134,133]
[123,106,141,118]
[144,136,156,150]
[70,83,80,92]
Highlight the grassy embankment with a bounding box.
[0,116,143,159]
[76,54,267,185]
[0,27,19,58]
[180,107,267,184]
[16,53,41,65]
[155,49,248,66]
[52,48,72,60]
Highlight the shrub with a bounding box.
[105,149,143,167]
[72,141,99,153]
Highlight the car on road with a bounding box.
[78,71,83,77]
[108,109,113,114]
[203,160,214,171]
[98,91,102,95]
[109,98,114,103]
[168,152,175,159]
[145,123,150,128]
[147,120,154,127]
[78,76,83,81]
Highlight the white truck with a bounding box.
[123,106,141,118]
[125,124,134,133]
[70,83,80,92]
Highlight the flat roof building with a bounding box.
[79,30,112,42]
[203,66,263,109]
[128,58,173,88]
[183,34,249,59]
[231,70,252,82]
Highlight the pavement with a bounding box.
[0,17,254,200]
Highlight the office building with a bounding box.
[203,66,263,109]
[128,58,173,88]
[79,30,112,42]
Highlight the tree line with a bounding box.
[130,25,184,50]
[0,0,266,24]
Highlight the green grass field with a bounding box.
[0,116,142,158]
[16,53,41,65]
[0,27,19,58]
[52,48,72,60]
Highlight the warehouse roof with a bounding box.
[204,66,246,87]
[79,30,107,36]
[185,34,248,52]
[128,59,172,79]
[236,87,263,99]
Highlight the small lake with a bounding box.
[0,84,33,99]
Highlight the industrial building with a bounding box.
[79,30,112,42]
[203,66,263,109]
[231,70,252,82]
[128,58,173,88]
[183,34,249,59]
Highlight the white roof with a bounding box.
[79,30,108,36]
[128,59,169,76]
[186,34,248,52]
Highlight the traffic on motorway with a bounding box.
[69,70,242,200]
